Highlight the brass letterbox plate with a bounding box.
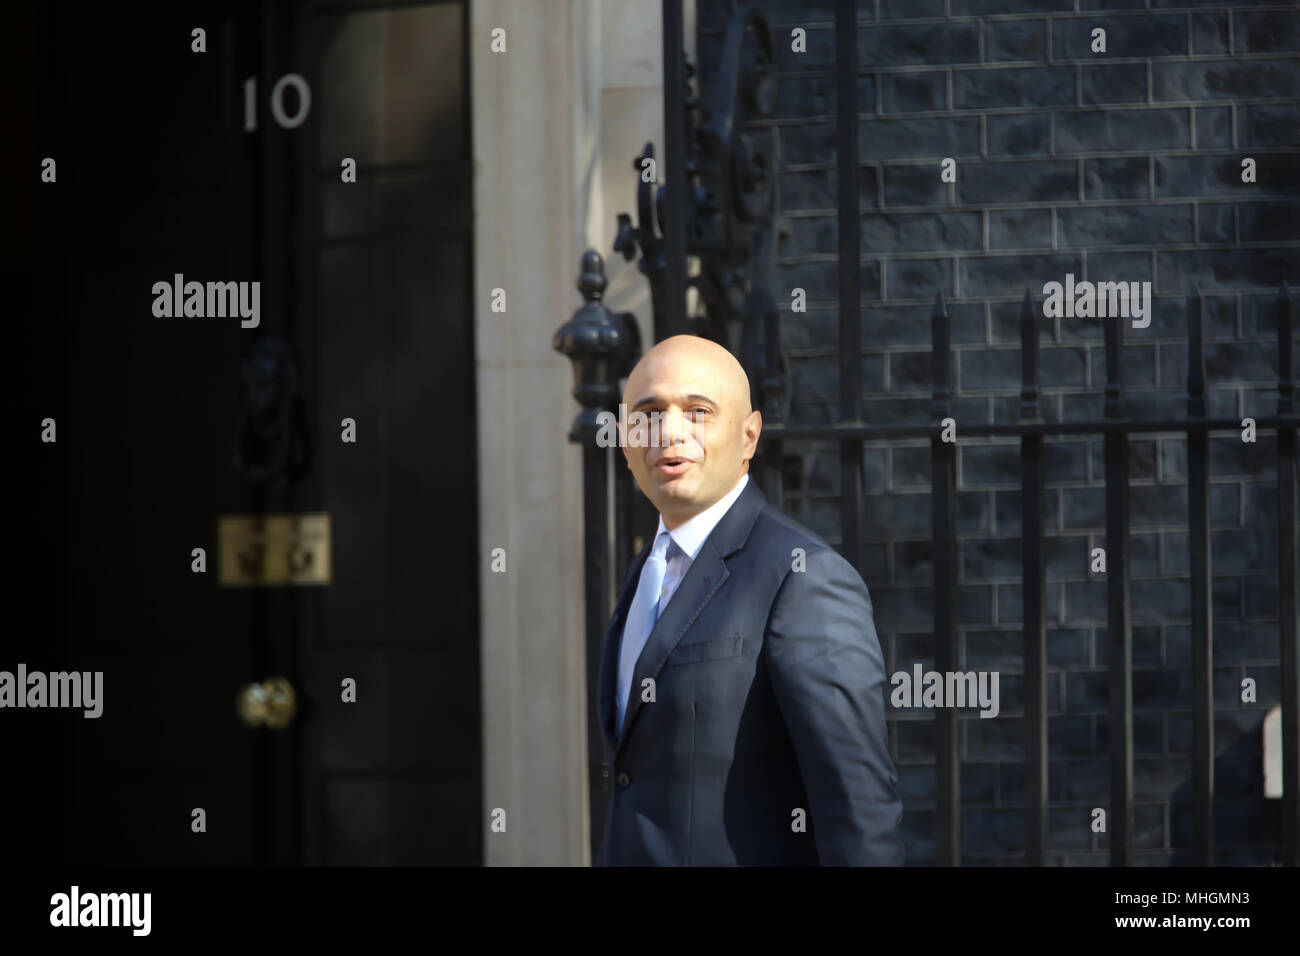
[218,512,332,586]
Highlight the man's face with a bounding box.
[620,346,761,529]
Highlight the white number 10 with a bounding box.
[243,74,312,132]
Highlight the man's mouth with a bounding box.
[655,456,693,475]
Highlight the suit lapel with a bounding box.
[613,477,768,755]
[597,545,650,756]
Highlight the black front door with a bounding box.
[21,0,480,866]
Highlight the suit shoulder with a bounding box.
[751,504,838,559]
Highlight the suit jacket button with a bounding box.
[616,772,630,788]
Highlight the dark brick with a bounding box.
[781,164,879,211]
[1054,108,1189,153]
[862,211,982,253]
[1087,253,1153,290]
[1046,534,1089,575]
[959,159,1077,204]
[1083,157,1147,200]
[960,585,995,626]
[892,444,929,487]
[1197,201,1235,243]
[858,116,982,161]
[962,442,1019,486]
[880,163,948,208]
[961,348,1018,391]
[1062,757,1108,801]
[1064,579,1107,621]
[962,762,998,805]
[1194,105,1233,148]
[991,297,1057,344]
[1135,759,1190,801]
[780,123,836,165]
[1238,202,1300,243]
[966,717,1023,760]
[1238,104,1300,146]
[983,19,1048,63]
[1131,577,1191,622]
[954,66,1076,110]
[986,113,1052,157]
[1085,437,1159,481]
[890,350,930,391]
[1049,629,1091,667]
[780,215,835,257]
[996,488,1060,535]
[1097,713,1163,756]
[1209,482,1239,528]
[1132,668,1193,710]
[1212,527,1277,574]
[897,764,935,804]
[1241,291,1293,337]
[1128,532,1160,576]
[1191,13,1230,56]
[964,808,1024,853]
[1152,59,1300,102]
[963,254,1082,297]
[1044,439,1089,481]
[1003,757,1070,808]
[895,717,935,759]
[957,490,993,534]
[1233,11,1300,54]
[998,580,1060,624]
[1081,64,1147,105]
[1063,487,1105,529]
[989,207,1052,250]
[1156,154,1296,200]
[893,540,932,584]
[771,74,874,121]
[963,538,1021,581]
[862,23,979,67]
[952,0,1075,13]
[1130,485,1188,528]
[1213,577,1243,622]
[889,257,953,298]
[1058,204,1194,248]
[1244,576,1277,619]
[1157,249,1300,293]
[1210,435,1278,478]
[879,0,944,19]
[880,71,947,113]
[1052,16,1188,60]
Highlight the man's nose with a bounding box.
[657,407,688,446]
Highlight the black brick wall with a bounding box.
[697,0,1298,865]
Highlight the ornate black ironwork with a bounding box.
[612,3,787,421]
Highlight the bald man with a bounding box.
[595,334,904,866]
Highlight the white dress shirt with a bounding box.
[652,472,750,618]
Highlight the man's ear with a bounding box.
[741,409,762,462]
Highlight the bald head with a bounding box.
[619,335,762,530]
[623,335,752,417]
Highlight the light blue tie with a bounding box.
[616,532,673,735]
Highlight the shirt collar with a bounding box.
[655,472,750,562]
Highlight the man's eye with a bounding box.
[691,407,710,416]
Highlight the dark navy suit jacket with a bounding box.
[596,475,904,865]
